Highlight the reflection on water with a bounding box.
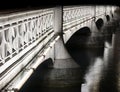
[81,34,119,92]
[81,44,116,92]
[82,57,104,92]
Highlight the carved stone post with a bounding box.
[53,6,79,68]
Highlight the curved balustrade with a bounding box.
[0,8,54,72]
[63,6,94,31]
[63,6,115,31]
[63,6,93,23]
[95,6,106,16]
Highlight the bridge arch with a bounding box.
[66,27,91,43]
[72,27,91,36]
[40,58,54,68]
[106,15,110,21]
[95,18,104,30]
[66,27,91,48]
[18,58,54,91]
[65,27,92,74]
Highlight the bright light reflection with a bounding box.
[81,58,104,92]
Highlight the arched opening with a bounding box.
[65,26,104,84]
[96,18,104,30]
[106,15,110,21]
[65,27,91,73]
[74,27,91,36]
[66,27,91,49]
[19,58,53,92]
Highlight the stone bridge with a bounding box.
[0,5,117,92]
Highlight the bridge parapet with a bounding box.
[63,6,117,38]
[95,6,106,16]
[63,6,94,31]
[63,6,94,23]
[0,8,53,65]
[63,6,116,33]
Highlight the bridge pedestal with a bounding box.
[38,41,81,87]
[53,6,80,69]
[37,6,81,88]
[54,37,80,68]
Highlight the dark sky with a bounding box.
[0,0,119,10]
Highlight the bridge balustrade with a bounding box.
[0,9,53,66]
[63,6,94,31]
[0,8,54,90]
[63,6,116,32]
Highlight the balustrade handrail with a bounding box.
[0,8,54,72]
[0,8,54,27]
[63,6,117,31]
